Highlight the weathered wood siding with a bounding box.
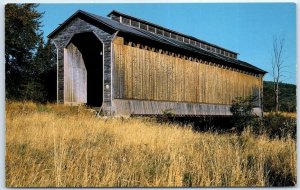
[113,99,232,116]
[64,43,87,104]
[113,37,262,105]
[51,16,116,114]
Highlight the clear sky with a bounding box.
[37,3,296,84]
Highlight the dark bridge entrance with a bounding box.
[64,32,103,107]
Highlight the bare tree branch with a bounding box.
[271,36,285,112]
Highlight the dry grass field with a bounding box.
[6,101,296,187]
[264,111,297,119]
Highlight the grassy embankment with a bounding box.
[6,101,296,187]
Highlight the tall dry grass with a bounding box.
[6,101,296,187]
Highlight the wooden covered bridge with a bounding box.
[48,10,266,116]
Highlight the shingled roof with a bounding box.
[48,10,267,74]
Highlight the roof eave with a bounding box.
[48,10,118,39]
[48,10,84,39]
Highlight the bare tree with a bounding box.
[271,36,285,112]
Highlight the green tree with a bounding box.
[32,39,57,102]
[5,3,43,99]
[5,3,57,102]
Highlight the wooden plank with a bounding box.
[64,43,87,104]
[113,99,237,116]
[114,43,263,105]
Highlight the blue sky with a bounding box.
[38,3,296,84]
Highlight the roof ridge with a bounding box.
[48,9,267,74]
[107,10,238,54]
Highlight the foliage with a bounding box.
[230,95,296,139]
[21,79,46,102]
[158,108,176,123]
[32,39,57,102]
[162,108,175,116]
[263,81,296,112]
[230,96,258,132]
[5,4,43,99]
[5,4,56,102]
[263,112,296,139]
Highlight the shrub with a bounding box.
[230,96,258,133]
[263,113,296,139]
[162,108,175,116]
[158,108,175,123]
[230,96,296,139]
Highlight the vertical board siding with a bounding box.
[113,38,262,105]
[64,43,87,104]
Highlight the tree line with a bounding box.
[263,81,296,113]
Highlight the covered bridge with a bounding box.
[48,10,266,116]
